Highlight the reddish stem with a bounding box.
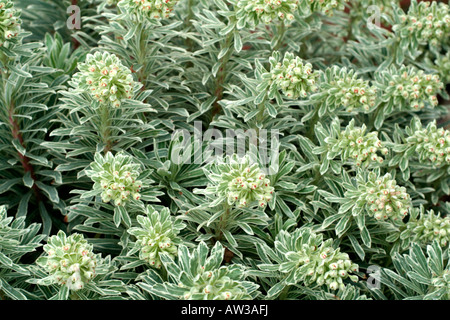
[8,105,42,202]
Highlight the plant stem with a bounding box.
[185,0,195,52]
[136,22,148,86]
[99,104,113,153]
[307,109,319,140]
[368,103,382,131]
[7,99,42,202]
[279,284,291,300]
[211,31,235,119]
[70,292,80,300]
[215,203,230,242]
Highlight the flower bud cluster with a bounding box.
[325,120,387,167]
[86,152,144,206]
[274,228,359,291]
[311,242,359,291]
[72,51,136,108]
[37,231,99,291]
[394,1,450,48]
[209,155,274,208]
[118,0,179,20]
[234,0,299,26]
[308,0,348,16]
[0,0,21,47]
[357,172,411,221]
[382,66,444,110]
[268,51,318,99]
[128,206,183,268]
[318,66,377,112]
[402,208,450,247]
[406,120,450,166]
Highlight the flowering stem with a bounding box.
[185,0,195,51]
[211,31,235,119]
[215,203,230,242]
[307,109,319,140]
[7,99,42,202]
[136,22,149,86]
[99,104,113,153]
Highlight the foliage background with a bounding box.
[0,0,449,300]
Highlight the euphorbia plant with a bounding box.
[0,0,448,302]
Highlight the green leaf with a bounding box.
[348,235,365,261]
[113,207,122,228]
[234,31,242,53]
[0,251,13,267]
[35,181,60,203]
[360,226,371,248]
[117,206,131,228]
[23,171,34,188]
[335,215,351,237]
[267,281,286,298]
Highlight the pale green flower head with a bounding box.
[315,66,378,113]
[401,206,450,248]
[308,0,348,16]
[128,205,185,268]
[270,227,359,291]
[406,120,450,166]
[118,0,179,20]
[393,1,450,49]
[205,154,274,209]
[86,152,144,206]
[0,0,21,47]
[380,65,444,111]
[234,0,299,27]
[71,51,137,108]
[354,171,411,222]
[323,119,387,167]
[268,51,318,99]
[37,231,100,291]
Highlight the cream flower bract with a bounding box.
[37,231,100,291]
[71,51,137,108]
